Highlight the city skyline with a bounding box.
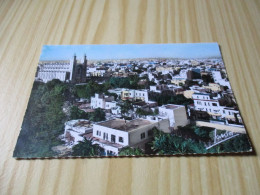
[40,43,222,60]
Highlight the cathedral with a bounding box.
[35,54,88,84]
[71,54,87,83]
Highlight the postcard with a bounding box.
[13,43,253,158]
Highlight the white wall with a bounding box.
[93,124,129,146]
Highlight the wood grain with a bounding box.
[0,0,260,194]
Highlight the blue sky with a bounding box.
[40,43,221,60]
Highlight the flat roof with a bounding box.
[163,104,183,110]
[97,118,155,132]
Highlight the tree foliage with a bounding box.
[70,106,105,122]
[208,134,252,153]
[89,108,106,122]
[75,81,111,99]
[152,132,206,155]
[149,91,193,106]
[13,80,68,158]
[118,147,144,156]
[70,106,89,120]
[71,138,104,156]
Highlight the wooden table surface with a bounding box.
[1,0,260,194]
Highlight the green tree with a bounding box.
[75,85,88,98]
[13,80,68,158]
[71,138,104,156]
[208,134,252,153]
[118,100,133,119]
[89,108,106,122]
[70,106,89,120]
[109,77,130,88]
[152,133,206,155]
[193,126,214,139]
[119,147,144,156]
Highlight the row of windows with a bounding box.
[196,96,210,100]
[96,131,124,143]
[196,101,218,107]
[124,92,146,97]
[198,107,237,116]
[40,67,70,69]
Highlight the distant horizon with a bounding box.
[40,43,222,61]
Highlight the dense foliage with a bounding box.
[208,134,252,153]
[71,138,104,156]
[149,92,193,106]
[70,106,105,122]
[13,80,68,158]
[75,81,111,99]
[118,147,144,156]
[151,126,251,155]
[152,128,206,155]
[109,75,143,89]
[70,106,89,120]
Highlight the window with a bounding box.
[148,130,153,136]
[103,132,106,140]
[141,132,145,139]
[119,137,124,143]
[212,103,217,106]
[197,101,202,105]
[204,102,207,106]
[111,135,116,143]
[223,110,225,114]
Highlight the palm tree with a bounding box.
[71,138,104,156]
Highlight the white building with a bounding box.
[90,93,116,109]
[121,89,149,103]
[212,71,231,89]
[92,118,169,155]
[192,93,242,123]
[63,120,92,147]
[158,104,189,128]
[36,60,73,83]
[87,67,106,77]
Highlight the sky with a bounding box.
[39,43,222,60]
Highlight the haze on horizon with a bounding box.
[40,43,222,61]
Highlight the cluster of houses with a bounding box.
[36,56,246,155]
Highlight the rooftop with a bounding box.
[97,118,155,132]
[163,104,183,110]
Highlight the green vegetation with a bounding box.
[208,134,251,153]
[71,138,104,156]
[70,106,89,120]
[88,108,106,122]
[135,108,158,117]
[149,92,193,106]
[152,128,206,155]
[75,81,111,99]
[13,80,68,158]
[109,75,144,89]
[118,100,133,119]
[70,106,105,122]
[151,126,252,155]
[119,147,144,156]
[109,77,130,88]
